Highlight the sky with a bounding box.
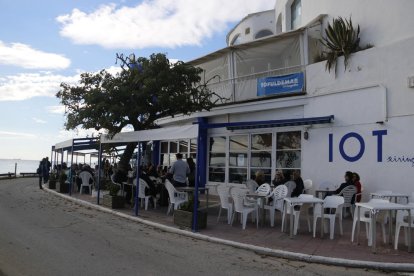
[0,0,274,160]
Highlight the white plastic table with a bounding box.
[283,197,324,238]
[355,201,412,253]
[370,192,410,204]
[246,193,268,227]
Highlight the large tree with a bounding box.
[57,53,223,176]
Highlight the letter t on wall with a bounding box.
[372,130,387,162]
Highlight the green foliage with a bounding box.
[179,195,199,212]
[59,171,67,184]
[57,53,223,136]
[321,17,361,73]
[49,172,57,182]
[108,183,120,197]
[57,53,225,174]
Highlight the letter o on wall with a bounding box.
[339,132,365,162]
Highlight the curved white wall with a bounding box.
[275,0,414,47]
[227,10,276,46]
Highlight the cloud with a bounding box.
[0,41,71,70]
[32,117,47,124]
[0,72,79,101]
[0,66,121,102]
[46,105,65,114]
[0,131,37,139]
[56,0,273,49]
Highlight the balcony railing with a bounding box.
[208,65,305,104]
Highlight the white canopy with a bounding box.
[54,139,73,150]
[101,124,199,144]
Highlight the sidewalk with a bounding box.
[49,188,414,270]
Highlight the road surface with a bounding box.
[0,178,394,276]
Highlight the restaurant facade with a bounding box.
[150,0,414,198]
[53,0,414,199]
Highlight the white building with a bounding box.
[153,0,414,198]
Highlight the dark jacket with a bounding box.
[335,181,353,195]
[291,177,304,197]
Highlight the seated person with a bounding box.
[334,171,354,194]
[291,170,304,197]
[272,170,286,187]
[255,170,266,186]
[353,172,362,203]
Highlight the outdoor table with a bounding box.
[283,197,324,239]
[355,201,412,253]
[176,187,210,210]
[370,192,410,204]
[245,193,268,227]
[315,189,335,199]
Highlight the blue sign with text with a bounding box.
[257,72,304,96]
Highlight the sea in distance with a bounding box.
[0,159,40,174]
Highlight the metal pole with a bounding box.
[14,163,17,178]
[69,142,74,196]
[97,142,102,205]
[135,143,141,216]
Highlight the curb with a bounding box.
[43,187,414,272]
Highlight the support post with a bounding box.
[97,142,102,205]
[152,141,160,166]
[135,142,141,216]
[193,117,208,232]
[69,142,74,196]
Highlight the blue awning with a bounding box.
[202,115,334,130]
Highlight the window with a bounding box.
[291,0,302,30]
[230,34,241,46]
[250,133,272,183]
[254,29,273,39]
[276,131,301,180]
[207,131,302,185]
[245,27,250,35]
[159,140,197,167]
[208,137,226,182]
[229,135,248,184]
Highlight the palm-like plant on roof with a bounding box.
[321,17,361,73]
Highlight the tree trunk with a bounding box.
[115,142,137,182]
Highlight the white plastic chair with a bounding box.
[284,181,296,197]
[394,203,414,250]
[313,195,344,239]
[216,184,233,224]
[133,178,157,210]
[303,179,313,194]
[256,183,271,196]
[264,185,288,227]
[230,188,258,230]
[245,179,258,193]
[164,179,188,215]
[79,171,94,195]
[337,185,357,218]
[281,194,312,235]
[351,198,389,246]
[110,174,123,196]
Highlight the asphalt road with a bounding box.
[0,178,395,276]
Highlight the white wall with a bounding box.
[275,0,414,48]
[227,10,276,46]
[302,116,414,199]
[306,37,414,120]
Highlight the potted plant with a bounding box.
[173,195,208,230]
[48,172,57,189]
[56,170,69,193]
[102,183,125,209]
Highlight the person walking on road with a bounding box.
[37,158,49,190]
